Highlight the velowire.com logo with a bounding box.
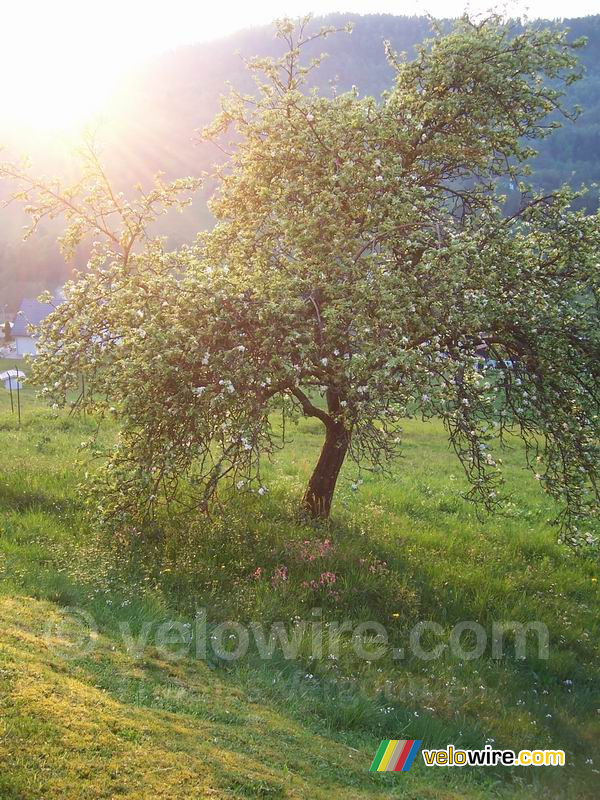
[369,740,422,772]
[370,740,566,772]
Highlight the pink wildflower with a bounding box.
[319,571,337,585]
[271,565,289,586]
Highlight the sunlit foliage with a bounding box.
[2,16,599,538]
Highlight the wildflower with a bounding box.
[320,571,337,585]
[271,565,288,586]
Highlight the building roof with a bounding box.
[12,294,61,338]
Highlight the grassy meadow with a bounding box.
[0,368,598,799]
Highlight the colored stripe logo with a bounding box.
[370,739,422,772]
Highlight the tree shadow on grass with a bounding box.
[0,482,75,516]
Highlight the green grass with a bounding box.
[0,388,598,798]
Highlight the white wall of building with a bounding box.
[15,336,37,356]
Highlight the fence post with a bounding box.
[16,369,21,426]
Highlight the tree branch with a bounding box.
[290,387,333,427]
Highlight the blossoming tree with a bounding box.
[3,16,600,539]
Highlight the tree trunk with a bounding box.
[302,422,349,519]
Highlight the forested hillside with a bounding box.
[1,13,599,310]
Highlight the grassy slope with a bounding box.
[1,595,412,800]
[0,384,598,799]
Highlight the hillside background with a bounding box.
[1,12,599,310]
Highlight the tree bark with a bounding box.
[302,422,349,519]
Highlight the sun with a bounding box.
[2,55,119,132]
[0,0,279,134]
[0,4,134,134]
